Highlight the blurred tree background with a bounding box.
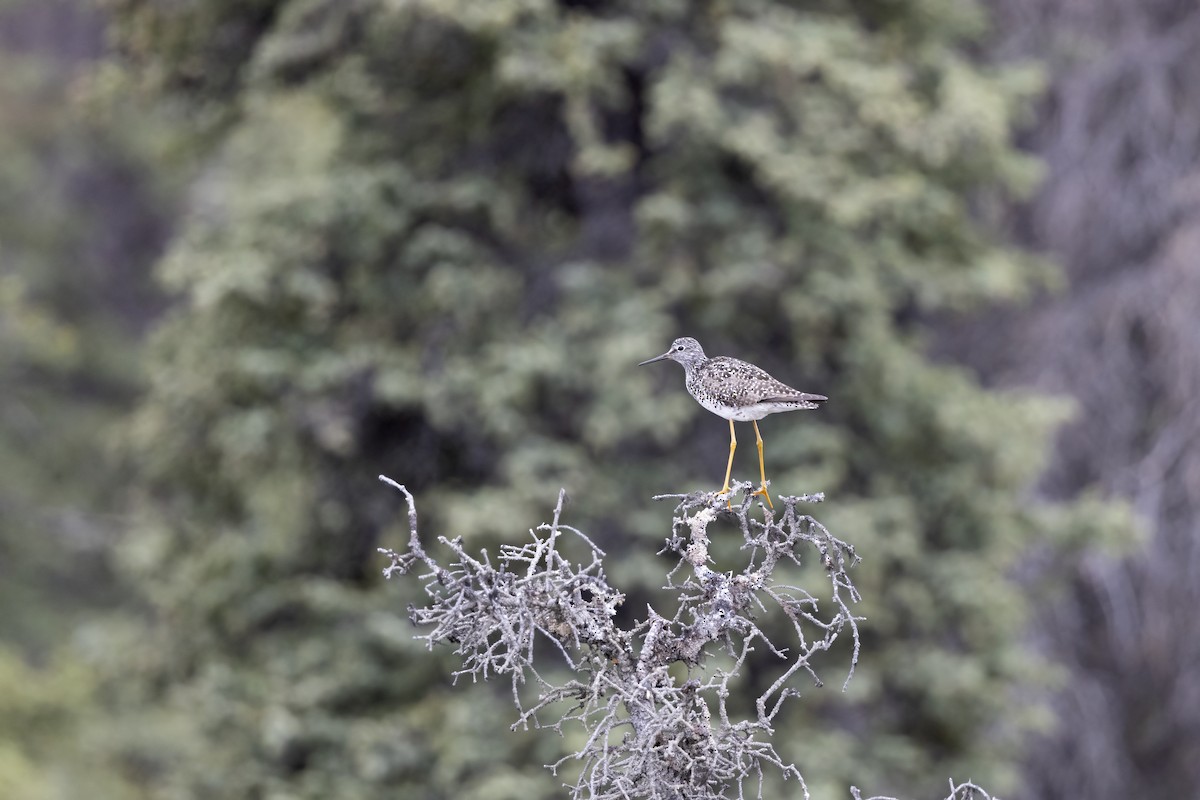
[957,1,1200,797]
[0,0,173,796]
[0,0,1195,798]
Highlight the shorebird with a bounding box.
[639,337,826,509]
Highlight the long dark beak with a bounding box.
[638,351,671,366]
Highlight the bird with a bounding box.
[639,337,826,509]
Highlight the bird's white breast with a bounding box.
[691,392,784,422]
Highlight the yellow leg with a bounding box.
[717,419,736,504]
[751,420,774,509]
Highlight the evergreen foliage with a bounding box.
[101,1,1121,797]
[0,2,174,795]
[0,4,152,651]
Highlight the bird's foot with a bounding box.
[716,485,733,509]
[751,484,774,510]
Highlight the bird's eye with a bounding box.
[674,345,683,351]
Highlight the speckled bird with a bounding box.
[639,337,826,509]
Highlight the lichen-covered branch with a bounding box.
[378,475,995,800]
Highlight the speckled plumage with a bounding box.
[638,337,826,509]
[640,337,826,422]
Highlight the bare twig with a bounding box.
[379,475,987,800]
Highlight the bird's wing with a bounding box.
[761,387,827,404]
[704,357,824,405]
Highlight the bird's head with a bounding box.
[638,337,707,369]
